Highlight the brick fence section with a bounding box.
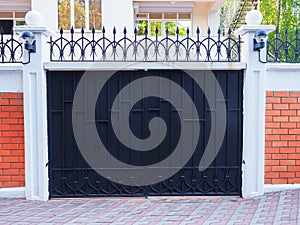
[265,91,300,184]
[0,93,25,188]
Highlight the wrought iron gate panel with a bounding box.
[47,70,243,197]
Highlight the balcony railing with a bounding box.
[0,28,23,63]
[267,28,299,63]
[49,27,241,62]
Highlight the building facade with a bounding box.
[0,0,223,34]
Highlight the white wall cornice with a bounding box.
[44,62,246,71]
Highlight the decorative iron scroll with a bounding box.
[267,28,299,63]
[0,28,23,63]
[49,27,241,62]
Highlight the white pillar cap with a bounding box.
[245,9,263,25]
[25,10,44,26]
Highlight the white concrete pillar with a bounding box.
[235,12,275,197]
[14,11,52,201]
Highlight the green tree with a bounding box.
[136,21,187,36]
[220,0,299,61]
[165,22,187,36]
[260,0,300,61]
[220,0,240,33]
[260,0,299,30]
[165,22,176,35]
[137,20,148,35]
[150,22,162,36]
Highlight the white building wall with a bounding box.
[208,9,221,35]
[192,2,208,33]
[30,0,221,35]
[31,0,134,34]
[31,0,57,32]
[102,0,134,36]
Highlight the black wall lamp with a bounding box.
[21,31,36,64]
[253,29,268,63]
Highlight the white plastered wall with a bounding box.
[31,0,57,32]
[266,64,300,91]
[192,2,209,33]
[0,65,23,93]
[102,0,134,36]
[192,2,221,36]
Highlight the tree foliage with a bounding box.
[150,22,162,36]
[136,21,187,36]
[260,0,299,30]
[220,0,299,32]
[220,0,240,32]
[165,22,186,36]
[220,0,299,61]
[260,0,299,61]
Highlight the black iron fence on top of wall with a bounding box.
[267,28,299,63]
[0,26,299,64]
[0,28,23,63]
[49,27,241,62]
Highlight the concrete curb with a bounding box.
[264,184,300,193]
[0,187,25,198]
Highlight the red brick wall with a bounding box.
[0,93,25,188]
[265,91,300,184]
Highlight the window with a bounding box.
[135,12,192,36]
[0,20,13,34]
[0,12,27,34]
[58,0,102,30]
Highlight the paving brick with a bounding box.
[1,190,300,224]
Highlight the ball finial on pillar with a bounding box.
[25,10,44,26]
[245,9,263,25]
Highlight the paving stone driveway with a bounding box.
[0,189,299,225]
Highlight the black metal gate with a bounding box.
[47,69,243,198]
